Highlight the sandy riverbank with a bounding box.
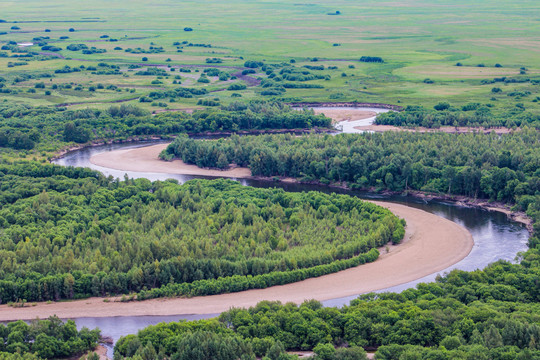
[91,143,251,178]
[0,179,472,320]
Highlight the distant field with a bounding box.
[1,0,539,113]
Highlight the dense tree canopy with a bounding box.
[375,105,540,129]
[0,162,401,302]
[163,130,540,203]
[0,101,331,151]
[0,316,99,359]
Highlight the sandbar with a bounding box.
[90,143,251,178]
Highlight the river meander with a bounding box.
[52,136,529,355]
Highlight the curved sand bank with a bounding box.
[0,146,473,321]
[91,143,251,178]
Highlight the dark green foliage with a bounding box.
[154,100,330,132]
[197,98,219,106]
[228,83,247,91]
[205,57,222,64]
[115,276,540,358]
[40,45,62,52]
[0,316,99,359]
[375,105,540,128]
[0,101,330,151]
[66,44,88,51]
[0,166,400,302]
[197,75,210,83]
[261,88,286,96]
[135,67,167,76]
[279,67,330,82]
[63,122,92,143]
[0,129,38,150]
[282,83,324,89]
[163,130,539,202]
[359,56,383,63]
[434,102,450,111]
[115,320,255,360]
[112,146,540,359]
[244,60,263,68]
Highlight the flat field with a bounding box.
[1,0,539,113]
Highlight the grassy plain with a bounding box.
[1,0,540,113]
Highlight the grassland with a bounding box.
[0,0,539,114]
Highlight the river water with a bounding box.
[53,132,529,355]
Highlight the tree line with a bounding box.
[0,101,331,151]
[375,105,540,129]
[162,130,539,204]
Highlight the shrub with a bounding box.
[360,56,383,63]
[434,102,450,111]
[244,60,263,68]
[227,83,247,91]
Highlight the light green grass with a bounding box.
[1,0,539,112]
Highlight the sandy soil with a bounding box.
[0,200,472,321]
[90,144,251,178]
[357,124,515,135]
[94,345,110,360]
[312,108,378,123]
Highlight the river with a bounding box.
[53,140,529,355]
[52,121,528,356]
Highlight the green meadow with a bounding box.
[1,0,539,112]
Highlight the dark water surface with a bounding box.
[54,141,529,355]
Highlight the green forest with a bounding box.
[375,104,540,129]
[0,101,331,153]
[162,130,539,205]
[0,164,402,302]
[0,117,539,359]
[115,279,540,360]
[0,316,99,359]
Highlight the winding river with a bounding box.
[50,109,528,355]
